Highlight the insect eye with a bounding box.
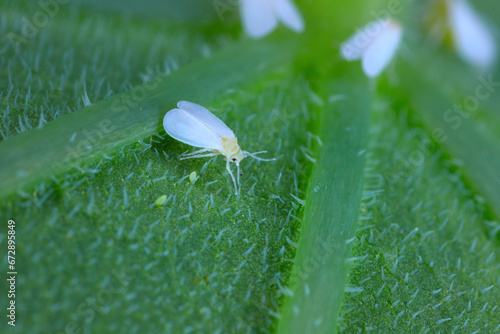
[232,158,237,162]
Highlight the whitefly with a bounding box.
[163,101,275,195]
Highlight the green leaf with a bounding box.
[397,52,500,220]
[0,37,297,199]
[1,0,500,333]
[338,86,500,332]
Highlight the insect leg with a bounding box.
[236,162,241,193]
[226,159,238,195]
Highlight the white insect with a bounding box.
[340,18,403,78]
[163,101,275,195]
[446,0,496,70]
[240,0,305,39]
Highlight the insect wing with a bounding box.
[177,101,235,139]
[448,0,496,69]
[240,0,278,39]
[272,0,305,33]
[361,21,402,77]
[340,20,383,61]
[163,108,223,150]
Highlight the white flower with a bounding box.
[446,0,496,69]
[340,18,403,78]
[240,0,305,39]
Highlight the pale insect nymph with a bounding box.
[163,101,275,194]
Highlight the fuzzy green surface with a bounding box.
[338,94,500,333]
[1,77,313,332]
[0,2,311,333]
[1,0,500,333]
[0,1,230,140]
[0,34,298,198]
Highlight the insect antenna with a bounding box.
[244,151,277,161]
